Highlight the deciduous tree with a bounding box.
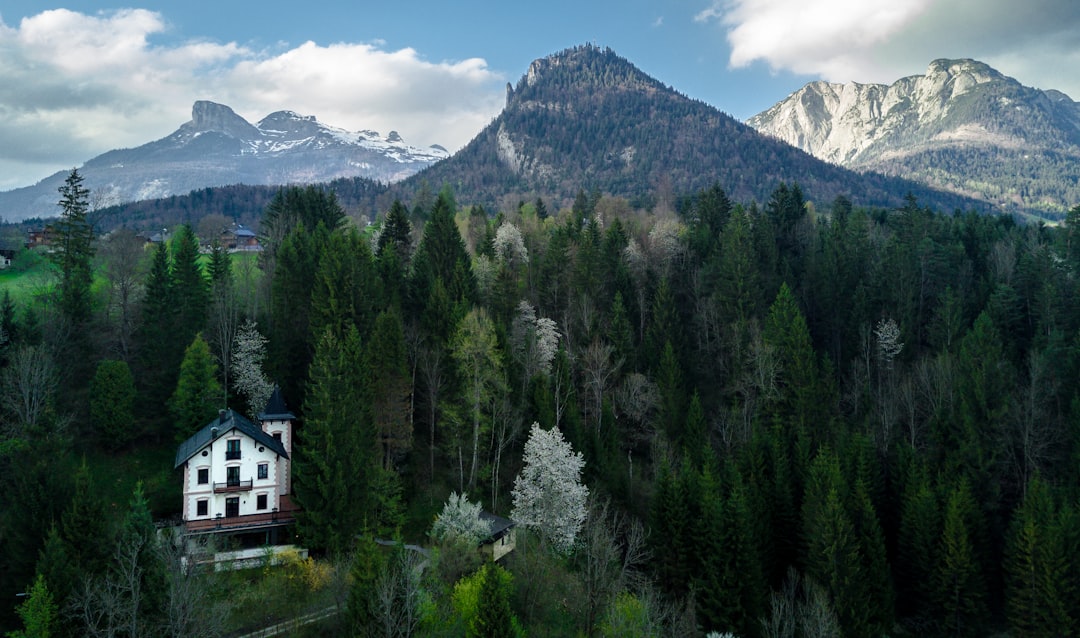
[511,422,589,553]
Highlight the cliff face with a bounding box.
[747,59,1080,216]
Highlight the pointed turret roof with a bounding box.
[258,385,296,421]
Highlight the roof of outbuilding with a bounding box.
[174,409,289,469]
[479,512,516,543]
[258,385,296,421]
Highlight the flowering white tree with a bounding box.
[874,317,903,368]
[430,492,493,545]
[231,319,273,417]
[494,222,529,267]
[510,301,561,393]
[511,422,589,554]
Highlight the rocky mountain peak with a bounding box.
[748,59,1080,216]
[188,100,260,139]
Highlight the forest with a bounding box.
[2,167,1080,637]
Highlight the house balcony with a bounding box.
[184,495,300,534]
[214,479,253,493]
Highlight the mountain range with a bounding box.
[399,45,979,214]
[747,59,1080,218]
[10,47,1060,226]
[0,101,446,222]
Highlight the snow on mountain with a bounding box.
[0,101,448,221]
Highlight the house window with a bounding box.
[272,432,282,443]
[226,466,240,487]
[197,468,209,484]
[257,494,268,510]
[225,439,241,460]
[225,497,240,518]
[258,463,268,480]
[196,499,208,517]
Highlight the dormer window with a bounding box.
[225,439,241,460]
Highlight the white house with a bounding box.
[174,387,298,540]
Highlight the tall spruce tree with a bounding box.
[49,168,94,327]
[365,309,412,471]
[136,242,178,415]
[171,225,209,345]
[169,334,222,442]
[934,482,988,638]
[294,325,377,552]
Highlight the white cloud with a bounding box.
[698,0,1080,97]
[0,9,504,191]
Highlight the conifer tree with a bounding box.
[48,168,94,327]
[206,239,231,286]
[763,283,819,431]
[9,573,57,638]
[365,309,412,471]
[310,227,380,343]
[1005,476,1076,637]
[377,199,413,260]
[934,482,987,638]
[60,462,113,579]
[171,225,208,344]
[896,471,940,619]
[34,526,75,623]
[89,360,137,450]
[294,326,377,551]
[136,242,178,413]
[268,222,328,406]
[476,563,517,638]
[169,334,222,442]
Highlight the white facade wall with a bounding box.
[181,433,284,522]
[262,419,292,495]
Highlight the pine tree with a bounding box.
[365,309,412,471]
[268,222,328,407]
[171,225,209,344]
[9,573,57,638]
[683,390,709,468]
[763,283,819,431]
[347,535,385,635]
[310,227,380,343]
[934,482,987,638]
[476,563,517,638]
[206,239,231,287]
[136,242,178,414]
[377,199,413,259]
[48,168,94,327]
[34,526,76,620]
[294,326,377,552]
[169,334,222,442]
[89,360,137,450]
[1005,476,1076,637]
[60,462,113,579]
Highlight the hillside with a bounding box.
[401,45,983,213]
[748,59,1080,218]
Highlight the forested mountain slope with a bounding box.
[4,170,1080,635]
[404,45,984,213]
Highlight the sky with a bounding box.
[1,0,1079,192]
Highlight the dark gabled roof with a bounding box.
[174,409,289,469]
[258,385,296,421]
[479,512,515,544]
